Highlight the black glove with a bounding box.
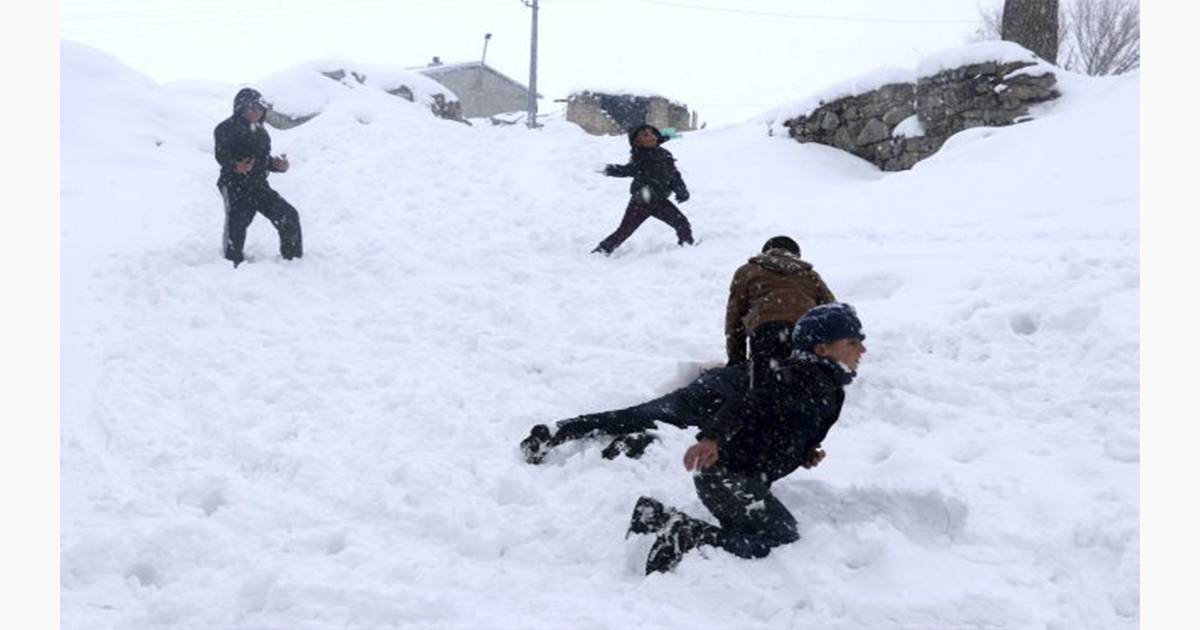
[675,189,690,203]
[603,165,619,176]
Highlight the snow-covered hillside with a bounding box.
[60,40,1139,629]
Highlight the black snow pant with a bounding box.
[219,181,303,264]
[548,365,747,447]
[747,320,795,389]
[688,465,800,559]
[595,197,693,254]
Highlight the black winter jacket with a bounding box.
[604,125,689,204]
[699,352,850,483]
[213,115,280,188]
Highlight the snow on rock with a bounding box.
[915,40,1053,79]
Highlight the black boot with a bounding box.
[627,496,676,537]
[520,424,553,464]
[601,432,658,460]
[645,516,706,575]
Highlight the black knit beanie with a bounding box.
[792,303,865,352]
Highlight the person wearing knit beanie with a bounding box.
[631,302,866,574]
[791,302,866,355]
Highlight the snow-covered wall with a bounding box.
[770,42,1061,171]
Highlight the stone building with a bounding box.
[417,57,537,119]
[566,91,697,136]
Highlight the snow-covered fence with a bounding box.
[783,45,1061,171]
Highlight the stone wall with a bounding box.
[565,95,625,136]
[566,92,695,136]
[784,59,1060,171]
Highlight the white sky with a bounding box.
[59,0,994,126]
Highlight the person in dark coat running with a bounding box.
[213,87,303,267]
[726,235,837,389]
[519,364,748,464]
[628,303,867,575]
[592,124,693,255]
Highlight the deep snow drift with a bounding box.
[60,40,1139,629]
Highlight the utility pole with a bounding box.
[523,0,539,129]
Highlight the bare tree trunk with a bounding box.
[1002,0,1060,64]
[978,0,1138,75]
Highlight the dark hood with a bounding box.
[232,88,266,114]
[626,124,669,147]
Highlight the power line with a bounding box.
[558,0,979,24]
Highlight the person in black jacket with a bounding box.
[628,303,867,574]
[213,88,303,267]
[592,124,693,255]
[519,364,748,464]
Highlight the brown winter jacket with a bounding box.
[725,249,837,365]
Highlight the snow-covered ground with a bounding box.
[59,39,1140,629]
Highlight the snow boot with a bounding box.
[601,432,658,460]
[644,516,707,575]
[627,496,676,537]
[520,424,553,464]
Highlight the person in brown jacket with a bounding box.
[725,235,836,388]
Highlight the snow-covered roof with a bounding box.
[416,60,535,95]
[416,60,484,76]
[255,58,458,120]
